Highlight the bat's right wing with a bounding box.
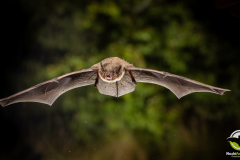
[0,68,97,107]
[127,67,230,99]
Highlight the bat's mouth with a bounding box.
[105,75,112,80]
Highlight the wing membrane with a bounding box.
[0,68,97,107]
[128,67,230,99]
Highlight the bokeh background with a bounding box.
[0,0,240,160]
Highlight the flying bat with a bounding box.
[0,57,230,107]
[227,136,240,146]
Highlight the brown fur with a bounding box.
[91,57,133,82]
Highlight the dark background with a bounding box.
[0,0,240,160]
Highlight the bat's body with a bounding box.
[0,57,230,107]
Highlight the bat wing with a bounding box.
[127,67,230,99]
[0,68,97,107]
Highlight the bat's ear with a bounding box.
[100,62,105,72]
[115,65,122,74]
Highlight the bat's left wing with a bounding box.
[0,68,97,107]
[127,67,230,99]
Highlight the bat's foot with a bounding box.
[132,78,137,85]
[94,80,98,87]
[94,74,99,87]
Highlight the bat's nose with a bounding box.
[105,73,112,80]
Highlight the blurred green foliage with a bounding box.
[4,0,240,160]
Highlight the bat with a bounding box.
[0,57,230,107]
[227,136,240,146]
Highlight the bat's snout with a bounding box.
[105,73,112,80]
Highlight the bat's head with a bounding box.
[98,62,124,82]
